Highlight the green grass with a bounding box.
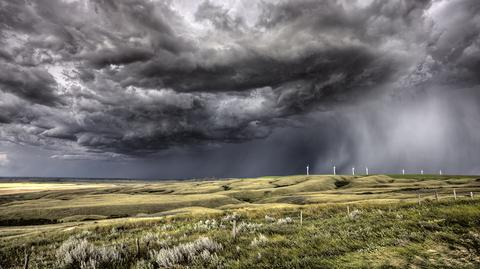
[1,200,479,268]
[0,174,479,268]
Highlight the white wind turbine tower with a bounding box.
[421,170,424,175]
[306,165,309,176]
[402,169,405,175]
[352,167,355,176]
[333,165,336,175]
[365,167,369,175]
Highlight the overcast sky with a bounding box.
[0,0,480,179]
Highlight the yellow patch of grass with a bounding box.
[0,182,113,195]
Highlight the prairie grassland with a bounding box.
[2,174,478,222]
[0,182,114,195]
[0,174,479,268]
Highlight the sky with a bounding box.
[0,0,480,179]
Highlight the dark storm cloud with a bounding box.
[128,45,394,94]
[0,63,61,105]
[0,0,479,164]
[114,0,429,93]
[425,0,480,85]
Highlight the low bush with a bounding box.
[150,237,222,268]
[277,217,293,224]
[251,234,268,247]
[56,237,129,269]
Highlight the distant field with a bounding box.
[1,174,479,268]
[1,174,479,223]
[0,182,114,195]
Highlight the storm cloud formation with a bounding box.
[0,0,480,178]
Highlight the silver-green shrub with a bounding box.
[150,237,222,268]
[56,237,128,269]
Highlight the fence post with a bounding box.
[417,191,421,205]
[435,191,439,202]
[453,189,457,200]
[232,220,237,240]
[471,192,474,200]
[347,205,350,217]
[23,246,32,269]
[300,211,303,226]
[135,238,140,257]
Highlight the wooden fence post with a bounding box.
[232,220,237,240]
[300,211,303,226]
[135,238,140,257]
[435,191,439,202]
[471,192,474,200]
[23,246,32,269]
[347,205,350,217]
[453,189,457,200]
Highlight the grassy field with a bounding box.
[0,174,479,268]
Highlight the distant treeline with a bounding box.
[0,218,58,226]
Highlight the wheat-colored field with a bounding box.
[1,174,478,222]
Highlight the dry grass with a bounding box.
[1,175,479,224]
[0,182,113,195]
